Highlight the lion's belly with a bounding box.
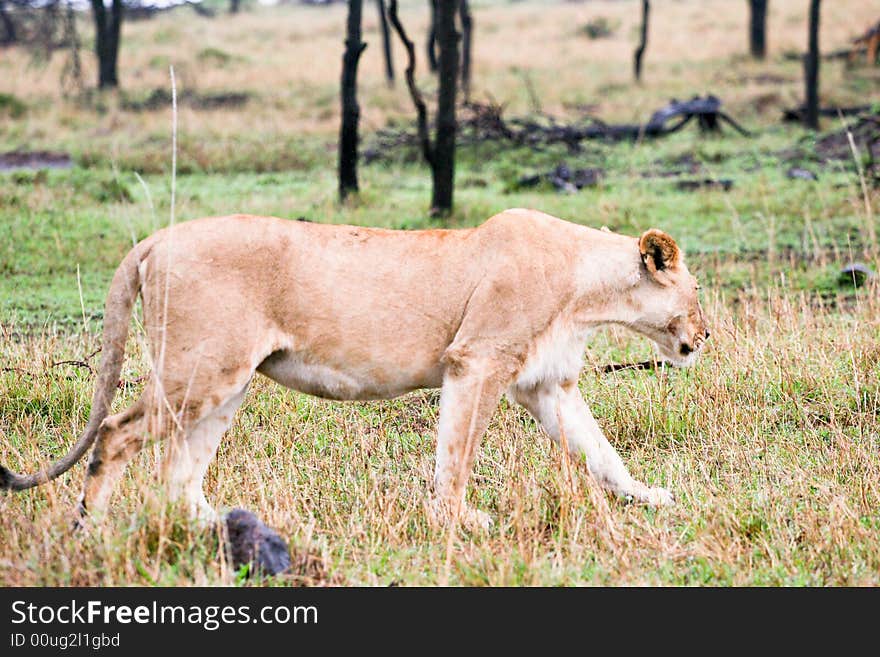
[256,349,443,401]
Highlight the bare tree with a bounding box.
[61,0,83,95]
[90,0,123,88]
[459,0,472,100]
[748,0,768,59]
[389,0,459,215]
[0,0,16,45]
[426,0,437,72]
[339,0,367,199]
[804,0,821,130]
[634,0,649,82]
[376,0,394,85]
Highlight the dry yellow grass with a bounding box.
[1,284,879,585]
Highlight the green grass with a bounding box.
[0,125,872,325]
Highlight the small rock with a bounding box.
[839,263,876,288]
[225,509,291,577]
[553,163,572,181]
[550,177,579,194]
[787,167,818,181]
[571,167,603,188]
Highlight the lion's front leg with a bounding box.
[511,381,673,506]
[431,360,509,531]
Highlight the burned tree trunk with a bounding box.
[459,0,473,101]
[426,0,438,72]
[748,0,768,59]
[634,0,649,82]
[804,0,821,130]
[376,0,394,85]
[0,0,16,46]
[230,0,241,14]
[432,0,460,214]
[90,0,123,88]
[339,0,367,199]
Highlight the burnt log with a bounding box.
[364,95,752,164]
[782,104,872,122]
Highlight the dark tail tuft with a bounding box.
[0,465,11,490]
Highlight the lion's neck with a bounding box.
[569,241,644,329]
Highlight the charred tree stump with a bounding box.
[805,0,821,130]
[376,0,394,85]
[634,0,650,82]
[748,0,768,59]
[339,0,367,199]
[433,0,460,214]
[459,0,473,101]
[90,0,123,88]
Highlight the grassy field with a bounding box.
[1,0,879,585]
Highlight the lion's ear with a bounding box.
[639,229,680,277]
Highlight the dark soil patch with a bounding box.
[814,114,880,162]
[121,88,251,112]
[0,151,72,172]
[642,152,704,178]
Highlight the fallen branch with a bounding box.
[676,178,734,192]
[782,104,873,122]
[602,360,662,374]
[783,47,867,62]
[515,163,603,193]
[0,347,145,388]
[851,18,880,65]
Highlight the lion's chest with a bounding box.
[515,322,588,388]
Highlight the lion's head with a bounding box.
[628,229,710,367]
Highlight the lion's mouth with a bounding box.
[659,339,703,368]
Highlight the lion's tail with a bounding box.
[1,243,146,492]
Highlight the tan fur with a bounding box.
[1,209,709,528]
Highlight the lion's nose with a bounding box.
[680,343,693,356]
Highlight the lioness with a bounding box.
[1,209,708,528]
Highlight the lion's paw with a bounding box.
[460,506,494,532]
[644,486,675,507]
[427,497,493,531]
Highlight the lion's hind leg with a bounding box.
[160,385,249,524]
[78,387,152,522]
